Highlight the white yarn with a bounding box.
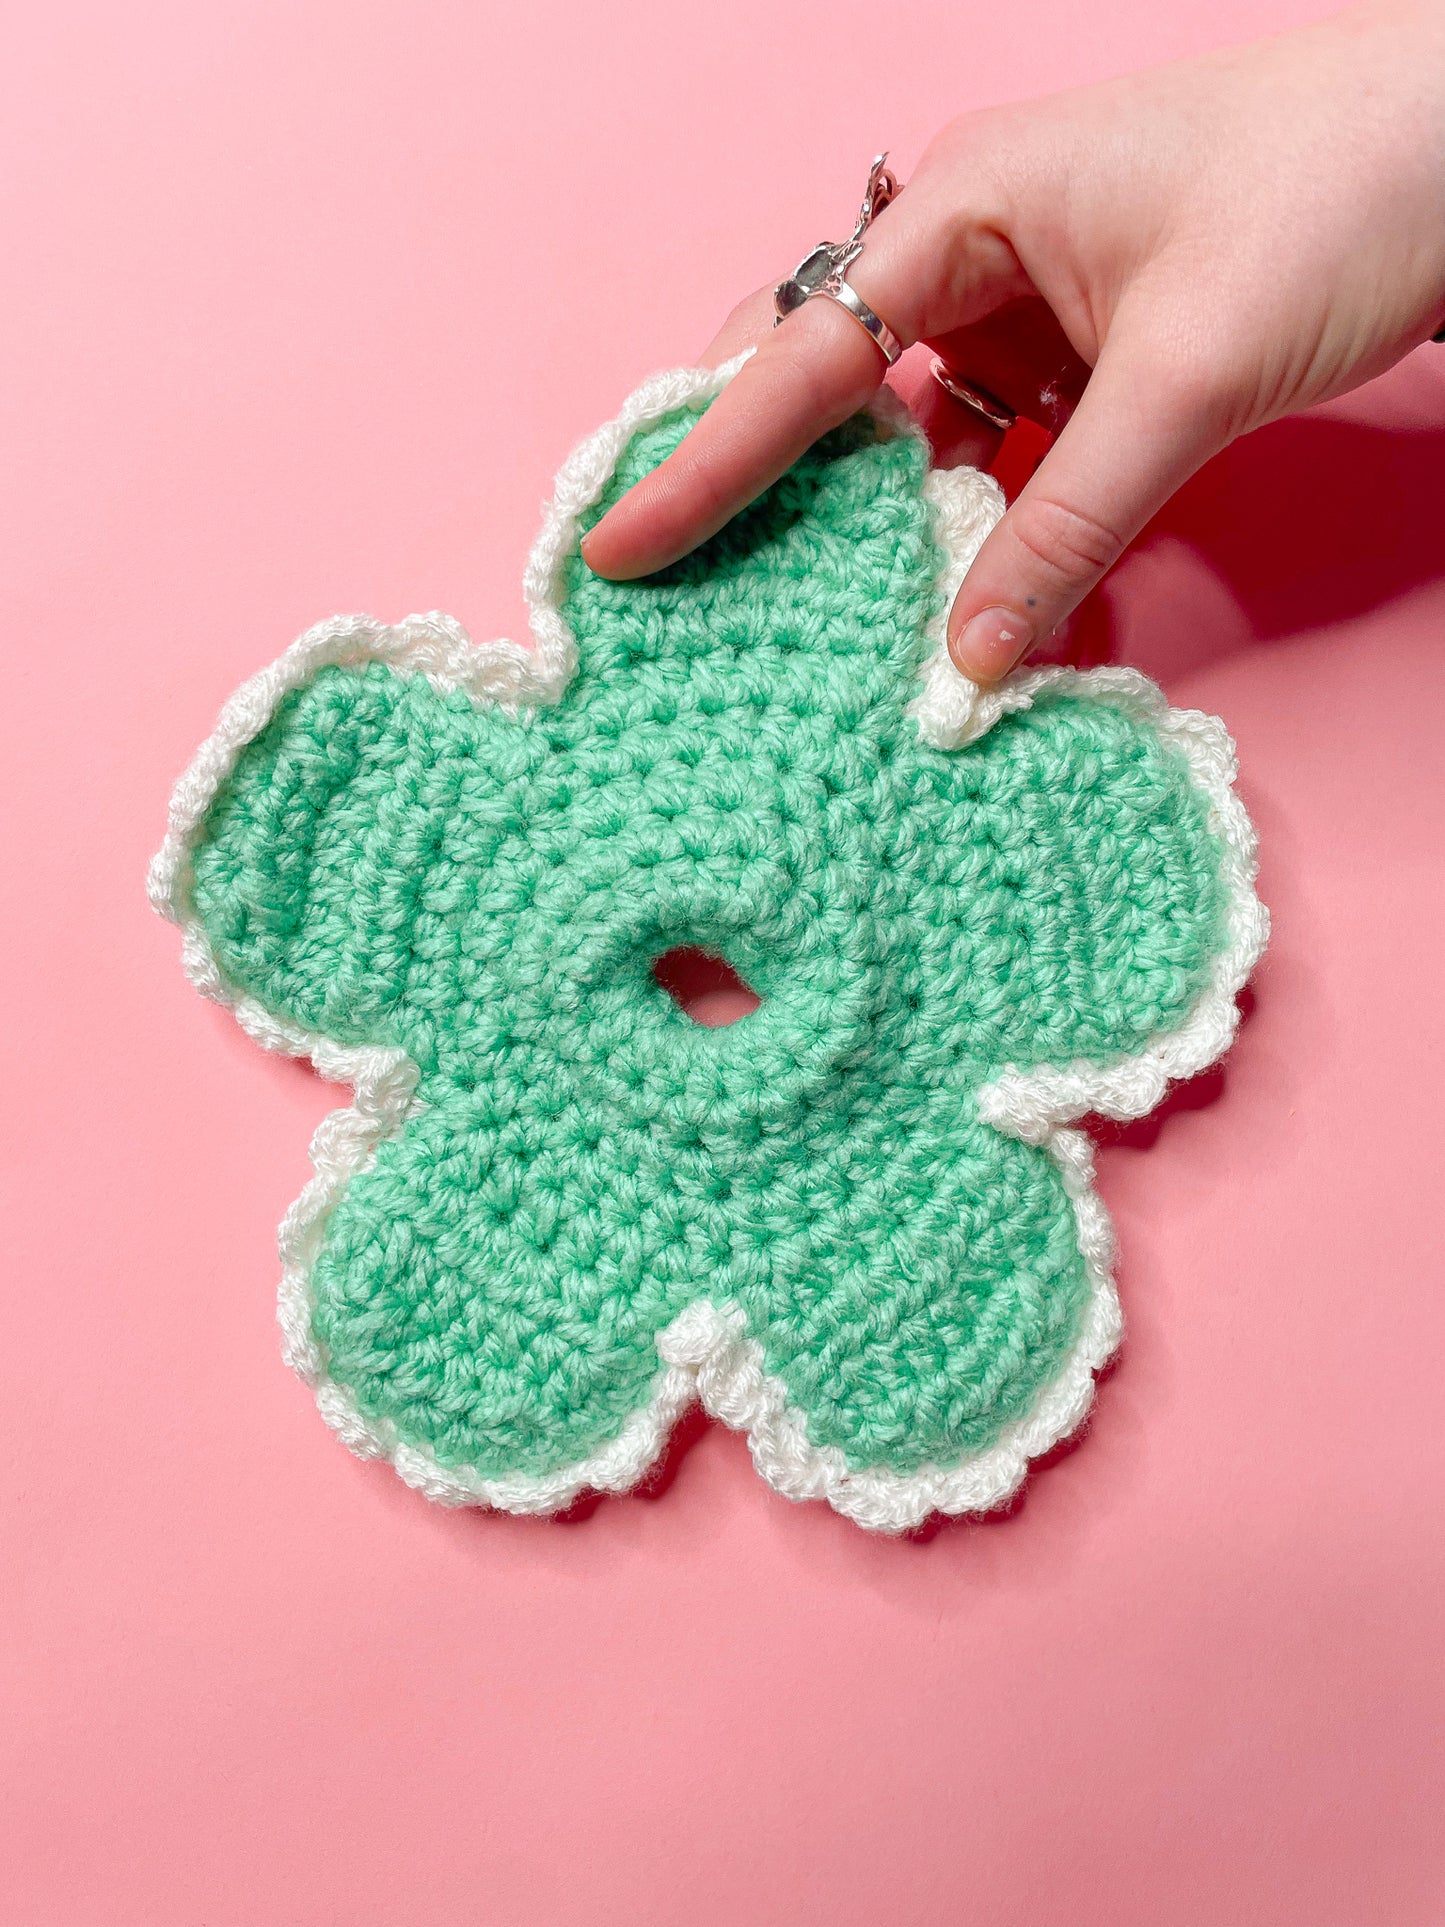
[150,362,1267,1533]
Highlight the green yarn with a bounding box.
[187,404,1228,1484]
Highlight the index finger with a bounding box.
[580,290,891,581]
[578,179,1005,582]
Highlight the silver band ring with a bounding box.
[812,280,903,365]
[774,153,905,369]
[930,357,1017,432]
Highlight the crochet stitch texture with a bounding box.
[151,361,1266,1532]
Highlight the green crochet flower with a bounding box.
[153,368,1263,1532]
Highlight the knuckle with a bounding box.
[1147,352,1226,430]
[1125,322,1238,436]
[771,317,878,422]
[1008,494,1126,585]
[803,354,877,424]
[918,104,1012,178]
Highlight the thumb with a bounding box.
[945,333,1222,682]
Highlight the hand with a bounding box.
[582,0,1445,684]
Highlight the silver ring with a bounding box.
[930,357,1017,431]
[774,153,905,368]
[809,280,903,365]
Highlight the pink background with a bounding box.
[5,3,1444,1922]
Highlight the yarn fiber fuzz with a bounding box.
[150,361,1267,1534]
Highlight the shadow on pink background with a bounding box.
[4,3,1444,1923]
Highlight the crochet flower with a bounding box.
[151,363,1265,1532]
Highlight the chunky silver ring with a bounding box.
[930,357,1017,431]
[774,154,905,367]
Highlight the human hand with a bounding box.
[582,0,1445,683]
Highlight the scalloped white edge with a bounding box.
[148,360,1267,1535]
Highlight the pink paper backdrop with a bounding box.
[5,3,1444,1923]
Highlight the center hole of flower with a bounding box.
[651,946,761,1029]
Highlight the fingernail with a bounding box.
[579,518,632,581]
[948,606,1032,683]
